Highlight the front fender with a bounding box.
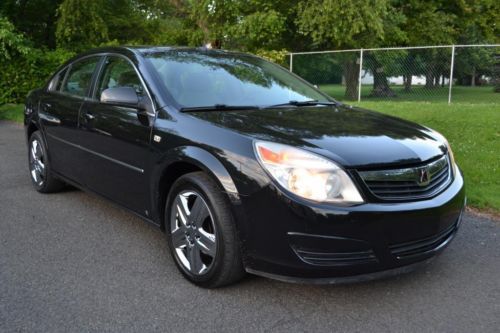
[151,146,248,260]
[154,145,239,196]
[150,145,245,225]
[150,145,250,258]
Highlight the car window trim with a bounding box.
[47,67,68,92]
[92,53,156,117]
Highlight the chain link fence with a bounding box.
[288,45,500,104]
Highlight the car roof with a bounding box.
[82,46,254,58]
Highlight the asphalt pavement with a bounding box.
[1,121,499,332]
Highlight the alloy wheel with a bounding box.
[170,191,217,275]
[29,139,45,186]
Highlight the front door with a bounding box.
[77,55,154,216]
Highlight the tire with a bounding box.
[28,131,65,193]
[165,171,245,288]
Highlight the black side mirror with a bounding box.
[100,87,139,107]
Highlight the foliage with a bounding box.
[292,53,345,85]
[228,10,286,51]
[295,0,389,49]
[0,0,62,49]
[396,0,456,46]
[254,49,289,67]
[1,16,74,104]
[1,0,499,104]
[1,47,74,104]
[56,0,109,51]
[0,16,31,59]
[295,0,392,100]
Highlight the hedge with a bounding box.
[0,48,74,104]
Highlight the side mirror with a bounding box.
[100,87,139,107]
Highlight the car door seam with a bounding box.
[46,133,145,174]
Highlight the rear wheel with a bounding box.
[165,172,245,288]
[28,131,65,193]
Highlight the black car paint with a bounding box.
[24,46,465,282]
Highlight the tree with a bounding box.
[3,0,500,103]
[295,0,390,100]
[0,16,31,61]
[0,0,63,49]
[56,0,109,51]
[393,0,456,89]
[454,27,496,87]
[0,16,74,104]
[185,0,296,53]
[361,4,407,97]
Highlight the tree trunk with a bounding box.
[370,66,396,97]
[403,75,412,92]
[471,67,476,86]
[343,60,359,100]
[425,72,433,88]
[425,63,435,89]
[434,75,440,87]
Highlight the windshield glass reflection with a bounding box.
[145,50,329,108]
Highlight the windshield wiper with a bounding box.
[265,100,338,108]
[180,104,260,112]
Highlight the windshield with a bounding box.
[144,50,330,108]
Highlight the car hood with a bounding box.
[190,105,447,168]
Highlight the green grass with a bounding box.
[319,84,500,104]
[1,101,499,212]
[0,104,24,122]
[353,101,500,212]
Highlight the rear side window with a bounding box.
[48,68,67,92]
[62,57,100,97]
[55,69,67,91]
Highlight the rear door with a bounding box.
[77,55,154,216]
[39,56,102,183]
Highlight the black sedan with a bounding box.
[24,46,465,287]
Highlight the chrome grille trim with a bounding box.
[358,155,452,200]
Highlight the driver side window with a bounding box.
[97,56,144,100]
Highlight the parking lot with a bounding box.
[1,121,499,332]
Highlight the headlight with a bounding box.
[445,140,456,172]
[254,141,364,204]
[428,128,457,176]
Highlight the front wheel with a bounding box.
[165,172,245,288]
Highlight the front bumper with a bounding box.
[240,168,465,282]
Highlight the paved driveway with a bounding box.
[1,121,499,332]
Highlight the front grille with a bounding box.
[358,155,452,201]
[294,248,378,266]
[389,221,458,260]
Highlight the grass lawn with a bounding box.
[0,104,24,122]
[320,84,500,104]
[1,102,499,212]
